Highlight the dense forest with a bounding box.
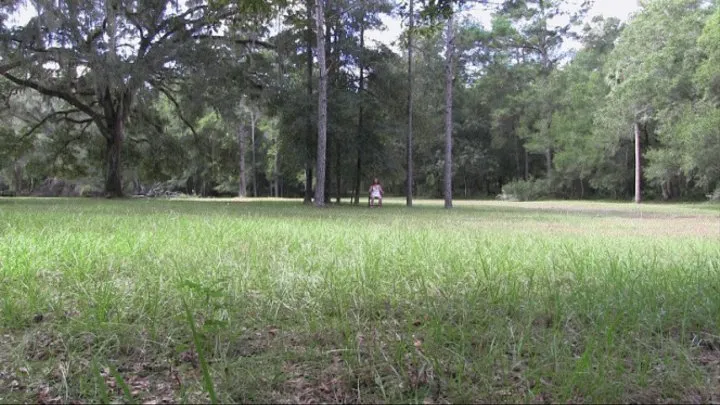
[1,0,718,204]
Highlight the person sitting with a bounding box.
[368,178,384,207]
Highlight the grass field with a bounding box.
[1,197,719,403]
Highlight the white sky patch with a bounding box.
[7,0,640,58]
[366,0,641,52]
[6,2,37,27]
[42,61,59,70]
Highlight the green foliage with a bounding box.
[499,177,552,201]
[1,0,718,201]
[648,100,720,192]
[595,0,718,199]
[694,5,720,101]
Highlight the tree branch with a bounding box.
[128,136,152,145]
[0,72,107,135]
[191,35,275,49]
[16,108,80,140]
[65,116,95,124]
[154,85,201,142]
[84,21,107,50]
[125,10,148,45]
[50,122,93,170]
[8,37,81,56]
[0,60,26,75]
[145,5,209,48]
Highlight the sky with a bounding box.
[7,0,641,52]
[366,0,641,51]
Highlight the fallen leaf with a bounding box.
[413,336,424,350]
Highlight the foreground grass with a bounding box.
[0,197,719,403]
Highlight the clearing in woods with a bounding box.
[0,197,718,403]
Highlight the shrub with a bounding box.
[79,184,103,197]
[499,178,552,202]
[708,187,720,203]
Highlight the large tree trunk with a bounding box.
[406,0,415,207]
[103,7,124,198]
[443,12,454,209]
[314,0,328,207]
[105,122,124,198]
[237,126,247,197]
[304,0,314,205]
[634,121,642,203]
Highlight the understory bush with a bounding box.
[498,178,553,201]
[708,187,720,202]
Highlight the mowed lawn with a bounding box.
[0,197,719,404]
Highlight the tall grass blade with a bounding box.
[181,295,219,404]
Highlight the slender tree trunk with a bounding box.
[304,0,314,204]
[661,181,670,200]
[354,15,365,206]
[545,147,552,179]
[251,110,258,197]
[324,136,331,204]
[524,149,529,180]
[314,0,328,207]
[354,150,362,204]
[12,161,23,193]
[274,148,280,197]
[237,126,247,197]
[406,0,415,207]
[634,121,642,203]
[323,13,333,205]
[273,14,283,200]
[514,136,521,180]
[544,117,553,179]
[335,144,341,204]
[305,165,313,202]
[443,12,454,209]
